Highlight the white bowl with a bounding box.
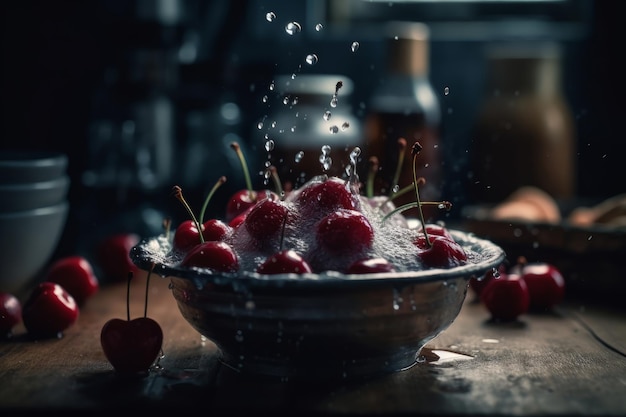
[0,175,69,213]
[0,202,69,295]
[0,151,68,184]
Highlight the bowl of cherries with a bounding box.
[131,142,505,380]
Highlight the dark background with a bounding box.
[1,0,624,256]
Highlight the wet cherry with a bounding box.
[256,249,313,274]
[44,255,99,306]
[0,292,22,336]
[316,209,374,254]
[346,257,397,274]
[22,282,79,338]
[181,240,239,273]
[481,270,530,321]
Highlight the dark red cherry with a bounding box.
[256,249,313,274]
[415,234,467,268]
[297,177,358,215]
[421,223,453,240]
[202,218,231,241]
[316,209,374,254]
[346,257,397,274]
[173,220,204,252]
[181,241,239,272]
[225,189,279,222]
[244,198,288,241]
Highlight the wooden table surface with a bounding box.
[1,273,625,416]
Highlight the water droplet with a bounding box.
[271,121,277,128]
[265,139,275,152]
[291,96,299,105]
[305,54,318,65]
[323,111,331,121]
[294,151,304,163]
[283,96,290,105]
[266,11,276,22]
[257,121,264,130]
[444,86,450,95]
[349,147,361,163]
[341,121,350,131]
[235,330,244,342]
[269,81,275,91]
[329,125,339,134]
[291,73,297,80]
[330,96,338,108]
[290,126,296,132]
[285,21,301,35]
[315,23,323,31]
[321,144,331,155]
[351,41,360,52]
[262,95,268,103]
[392,184,400,193]
[322,157,332,171]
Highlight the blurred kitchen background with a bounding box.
[1,0,624,257]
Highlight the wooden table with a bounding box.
[1,274,625,416]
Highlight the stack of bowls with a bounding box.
[0,151,70,295]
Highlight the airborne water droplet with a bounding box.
[351,41,360,52]
[315,23,323,31]
[269,81,275,91]
[323,111,331,121]
[322,157,332,171]
[285,21,301,35]
[305,54,318,65]
[262,95,268,103]
[283,96,290,105]
[321,144,331,155]
[329,125,339,134]
[330,96,338,108]
[444,86,450,95]
[341,121,350,131]
[294,151,304,163]
[265,139,275,152]
[265,12,276,22]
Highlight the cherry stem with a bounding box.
[199,176,227,224]
[411,142,431,248]
[381,200,452,224]
[268,165,284,199]
[125,272,132,322]
[366,156,379,198]
[383,179,424,206]
[144,263,154,318]
[172,185,204,244]
[162,217,172,240]
[230,142,254,195]
[389,138,407,198]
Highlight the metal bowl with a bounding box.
[131,230,505,380]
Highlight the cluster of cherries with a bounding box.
[170,141,469,277]
[470,256,566,321]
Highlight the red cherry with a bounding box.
[225,189,278,222]
[346,257,397,274]
[520,262,565,311]
[173,220,204,252]
[100,317,163,374]
[244,198,288,241]
[22,282,79,337]
[44,256,99,306]
[296,176,358,216]
[316,209,374,254]
[100,271,163,374]
[480,271,530,321]
[415,234,468,268]
[256,249,313,274]
[96,233,140,281]
[202,218,232,241]
[469,264,505,297]
[181,240,239,272]
[421,223,453,240]
[0,292,22,336]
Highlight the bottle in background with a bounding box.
[470,42,576,204]
[364,22,442,219]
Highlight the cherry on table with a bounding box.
[518,258,565,312]
[480,270,530,322]
[0,292,22,336]
[44,255,99,306]
[100,271,163,375]
[21,282,79,338]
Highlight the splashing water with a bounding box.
[285,21,301,35]
[323,111,332,121]
[306,54,319,65]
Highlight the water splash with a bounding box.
[323,110,332,121]
[305,54,319,65]
[285,21,301,35]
